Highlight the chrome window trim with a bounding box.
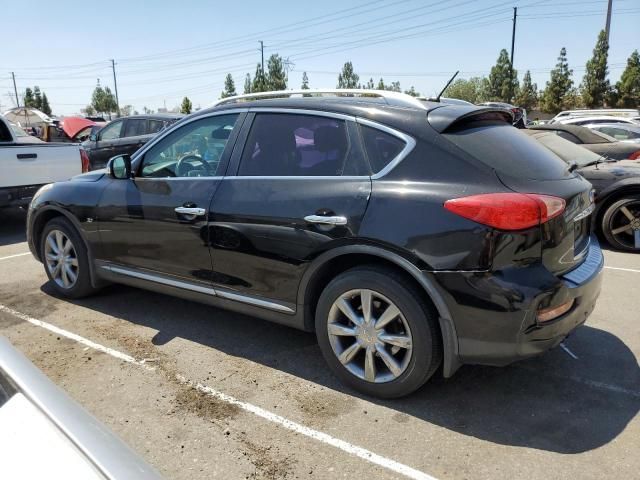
[134,176,225,181]
[131,108,249,165]
[222,176,369,180]
[101,265,294,313]
[357,117,417,180]
[247,107,356,122]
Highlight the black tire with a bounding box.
[40,217,97,298]
[601,197,640,252]
[315,266,442,398]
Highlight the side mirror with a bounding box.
[108,154,132,179]
[89,133,98,142]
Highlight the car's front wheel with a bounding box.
[41,217,97,298]
[315,266,441,398]
[602,197,640,252]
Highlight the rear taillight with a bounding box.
[80,149,90,173]
[628,150,640,160]
[444,193,566,231]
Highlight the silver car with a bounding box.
[585,123,640,144]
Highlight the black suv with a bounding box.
[82,114,182,170]
[27,91,603,398]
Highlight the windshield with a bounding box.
[9,123,29,137]
[532,132,603,166]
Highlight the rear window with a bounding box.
[360,125,406,174]
[444,122,570,180]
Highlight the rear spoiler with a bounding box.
[428,106,513,133]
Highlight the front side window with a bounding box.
[139,114,239,178]
[359,125,406,174]
[99,121,123,140]
[148,119,167,134]
[123,119,146,138]
[238,113,350,176]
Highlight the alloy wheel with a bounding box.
[327,289,413,383]
[44,230,79,289]
[609,201,640,250]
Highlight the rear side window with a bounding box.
[99,120,123,140]
[359,125,406,174]
[555,131,581,143]
[238,113,351,176]
[148,119,167,134]
[124,119,146,137]
[444,122,570,180]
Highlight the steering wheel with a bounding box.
[175,154,212,177]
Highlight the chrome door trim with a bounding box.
[100,265,294,313]
[304,215,348,225]
[247,107,356,122]
[174,207,206,216]
[356,117,417,180]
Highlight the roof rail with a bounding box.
[212,89,428,110]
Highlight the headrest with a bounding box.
[210,127,232,140]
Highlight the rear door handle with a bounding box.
[175,206,206,216]
[17,153,37,160]
[304,215,347,225]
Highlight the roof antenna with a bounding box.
[434,70,459,102]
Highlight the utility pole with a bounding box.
[259,41,264,75]
[605,0,612,44]
[510,7,517,102]
[111,59,120,117]
[11,72,20,108]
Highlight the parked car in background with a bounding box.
[529,123,640,160]
[476,101,526,127]
[525,129,640,252]
[0,337,161,479]
[82,114,182,170]
[585,123,640,144]
[1,115,84,209]
[27,89,602,398]
[550,108,639,124]
[558,115,639,126]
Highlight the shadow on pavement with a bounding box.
[50,282,640,455]
[0,208,27,246]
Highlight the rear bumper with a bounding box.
[430,235,603,367]
[0,185,43,208]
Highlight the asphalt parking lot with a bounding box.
[1,207,639,480]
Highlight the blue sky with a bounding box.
[2,0,638,115]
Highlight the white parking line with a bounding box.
[604,266,640,274]
[0,303,437,480]
[0,252,31,262]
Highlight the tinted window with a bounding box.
[360,125,406,174]
[123,119,146,137]
[148,119,167,134]
[444,122,570,180]
[554,130,581,144]
[531,132,601,166]
[598,126,640,140]
[99,121,123,140]
[238,114,350,176]
[140,114,239,178]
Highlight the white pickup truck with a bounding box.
[0,115,85,208]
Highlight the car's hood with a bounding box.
[71,169,106,182]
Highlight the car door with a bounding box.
[121,118,149,157]
[95,111,245,284]
[208,110,372,311]
[91,120,124,169]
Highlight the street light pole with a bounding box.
[11,72,20,108]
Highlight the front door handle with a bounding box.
[304,215,347,225]
[175,206,206,216]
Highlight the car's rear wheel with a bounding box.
[41,217,97,298]
[315,266,441,398]
[602,197,640,252]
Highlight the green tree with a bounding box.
[23,87,35,107]
[581,30,610,108]
[377,78,385,90]
[119,104,133,116]
[387,81,401,92]
[40,93,52,115]
[404,86,420,97]
[540,48,574,113]
[221,73,237,98]
[444,77,488,103]
[244,73,252,94]
[337,61,359,89]
[365,78,375,89]
[301,71,310,90]
[82,105,96,116]
[487,49,518,102]
[616,50,640,108]
[515,70,538,110]
[180,96,193,114]
[266,54,287,91]
[252,64,267,93]
[91,84,118,118]
[33,86,42,110]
